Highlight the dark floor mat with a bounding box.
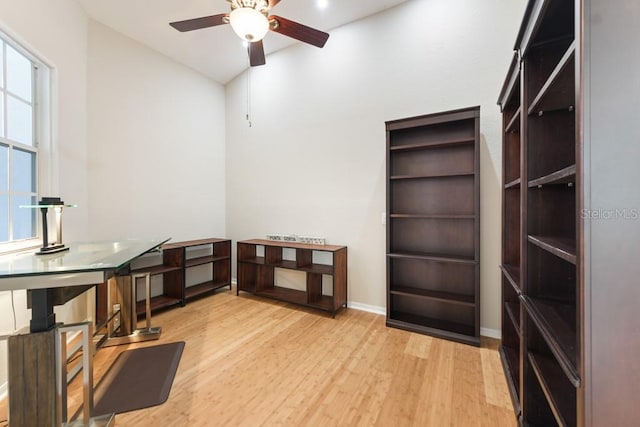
[92,341,185,416]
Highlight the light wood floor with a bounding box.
[5,287,518,426]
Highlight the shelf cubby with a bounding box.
[390,142,474,177]
[500,277,521,414]
[390,217,475,260]
[390,176,475,216]
[526,311,578,426]
[522,296,579,386]
[503,187,521,269]
[505,107,521,133]
[174,239,232,304]
[528,42,575,116]
[388,293,476,342]
[526,110,575,181]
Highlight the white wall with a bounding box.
[86,20,226,242]
[226,0,527,333]
[0,0,91,392]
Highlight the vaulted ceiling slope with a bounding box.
[75,0,407,84]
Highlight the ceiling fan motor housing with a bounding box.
[229,0,269,15]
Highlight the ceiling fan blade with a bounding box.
[248,40,266,67]
[169,14,228,32]
[269,15,329,48]
[269,0,282,8]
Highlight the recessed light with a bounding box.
[317,0,328,10]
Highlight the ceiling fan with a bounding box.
[169,0,330,67]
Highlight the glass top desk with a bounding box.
[0,238,170,332]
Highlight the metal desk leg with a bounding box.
[56,322,115,427]
[102,272,161,347]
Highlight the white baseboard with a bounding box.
[234,278,501,339]
[480,327,501,339]
[347,302,386,316]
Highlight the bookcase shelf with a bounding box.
[500,264,521,292]
[389,214,475,220]
[390,286,475,307]
[386,107,480,346]
[236,239,347,317]
[388,252,476,265]
[527,235,576,264]
[505,178,521,189]
[388,137,475,151]
[390,172,474,180]
[505,301,521,336]
[528,164,576,187]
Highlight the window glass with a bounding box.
[0,143,7,191]
[6,44,32,101]
[11,148,35,192]
[0,195,8,242]
[11,194,35,240]
[6,95,33,146]
[0,92,4,137]
[0,41,4,89]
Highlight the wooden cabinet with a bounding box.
[385,107,480,346]
[498,0,640,425]
[236,239,347,317]
[130,238,231,315]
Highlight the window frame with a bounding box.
[0,28,52,254]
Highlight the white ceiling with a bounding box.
[75,0,408,84]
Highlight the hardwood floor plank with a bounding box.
[7,287,516,426]
[480,344,513,410]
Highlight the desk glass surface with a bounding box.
[0,238,170,278]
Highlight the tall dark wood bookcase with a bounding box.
[498,0,640,425]
[385,107,480,346]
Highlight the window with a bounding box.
[0,34,40,246]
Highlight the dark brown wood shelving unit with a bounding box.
[498,0,582,424]
[386,106,480,346]
[236,239,347,317]
[130,250,183,314]
[131,238,231,315]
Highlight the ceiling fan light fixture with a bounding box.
[229,7,269,42]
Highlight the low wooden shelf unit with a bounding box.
[236,239,347,317]
[130,238,232,315]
